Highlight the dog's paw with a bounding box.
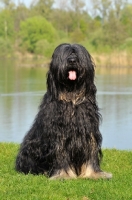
[96,171,112,179]
[79,170,112,180]
[50,169,77,180]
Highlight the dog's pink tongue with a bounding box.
[68,71,76,80]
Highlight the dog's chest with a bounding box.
[55,99,95,135]
[59,90,85,105]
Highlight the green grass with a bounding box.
[0,143,132,200]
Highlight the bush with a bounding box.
[35,39,57,57]
[20,16,58,53]
[119,38,132,52]
[0,37,13,57]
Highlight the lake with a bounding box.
[0,60,132,150]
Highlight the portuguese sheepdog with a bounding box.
[15,43,112,179]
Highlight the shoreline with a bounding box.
[93,51,132,68]
[1,51,132,68]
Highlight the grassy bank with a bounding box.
[93,51,132,68]
[0,143,132,200]
[0,46,132,68]
[4,50,132,68]
[20,51,132,68]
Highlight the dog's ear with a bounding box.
[47,70,58,99]
[85,54,97,104]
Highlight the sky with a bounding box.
[15,0,132,8]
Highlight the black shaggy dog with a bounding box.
[15,43,112,179]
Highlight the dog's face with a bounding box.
[47,43,96,97]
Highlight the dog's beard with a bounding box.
[59,65,85,92]
[58,54,86,91]
[56,66,86,105]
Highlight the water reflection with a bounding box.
[98,93,132,150]
[0,61,132,150]
[96,69,132,150]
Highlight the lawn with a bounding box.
[0,143,132,200]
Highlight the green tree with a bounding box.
[0,9,14,40]
[70,0,85,29]
[70,0,85,13]
[113,0,127,19]
[14,4,29,32]
[103,10,126,48]
[0,0,15,9]
[19,16,58,53]
[121,4,132,37]
[0,37,13,57]
[90,0,128,49]
[51,9,74,36]
[30,0,54,20]
[91,0,111,24]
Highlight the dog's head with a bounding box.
[47,43,96,100]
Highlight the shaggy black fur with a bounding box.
[15,43,112,179]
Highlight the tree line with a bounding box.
[0,0,132,58]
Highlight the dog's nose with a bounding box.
[68,57,76,64]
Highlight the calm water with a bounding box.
[0,60,132,150]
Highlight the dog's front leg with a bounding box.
[50,167,77,180]
[79,133,112,179]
